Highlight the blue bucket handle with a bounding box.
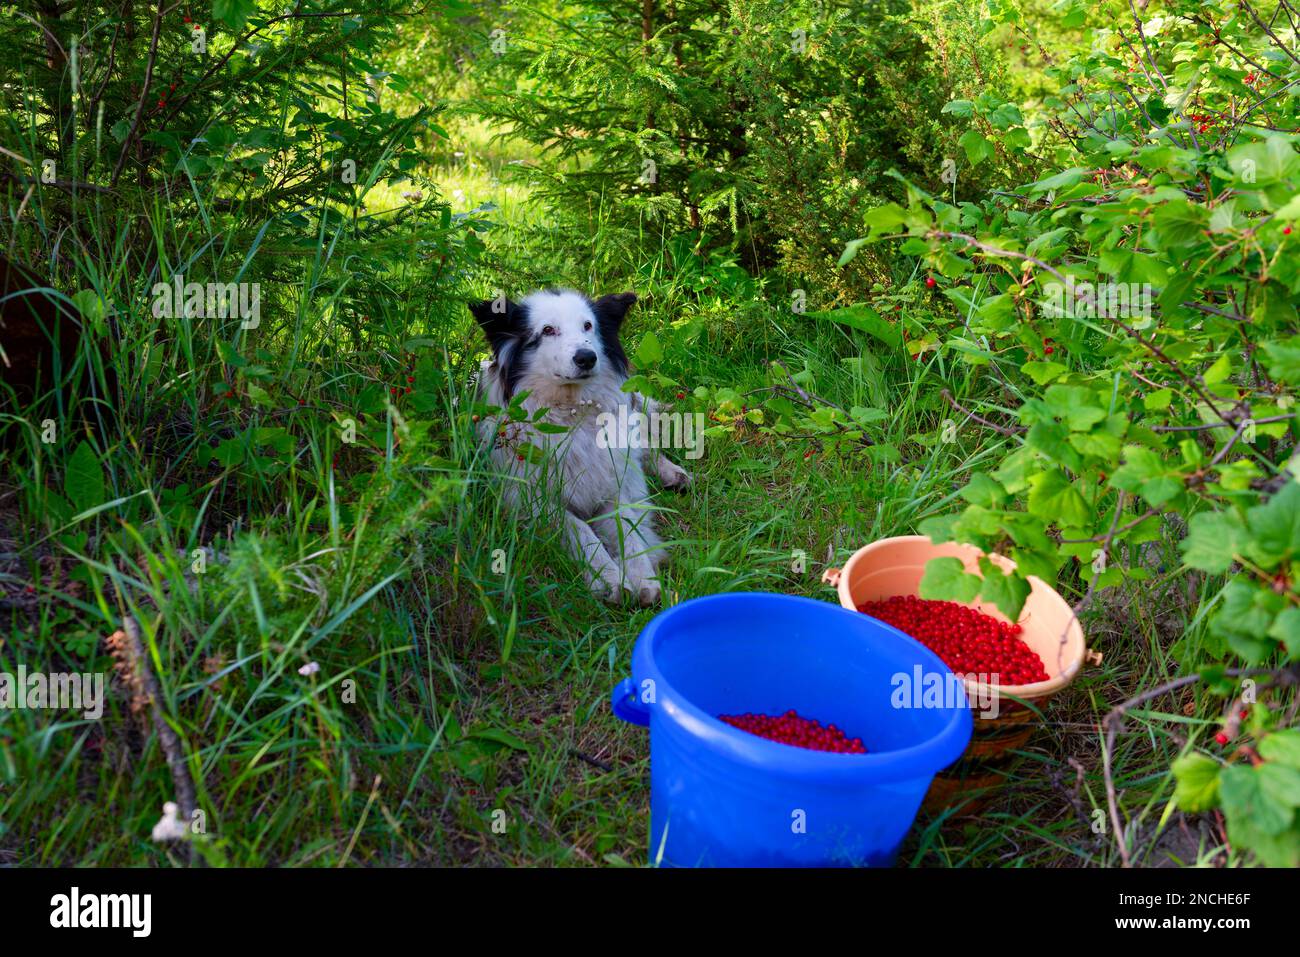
[611,677,650,727]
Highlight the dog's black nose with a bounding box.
[573,348,597,371]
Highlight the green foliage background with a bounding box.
[1,0,1299,867]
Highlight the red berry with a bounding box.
[719,710,867,754]
[676,391,685,400]
[1215,731,1229,745]
[856,596,1049,685]
[224,390,234,399]
[925,276,936,288]
[1045,345,1054,355]
[516,453,525,462]
[407,375,414,383]
[1284,226,1293,236]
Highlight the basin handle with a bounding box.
[611,677,650,727]
[822,567,842,588]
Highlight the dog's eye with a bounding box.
[583,321,593,332]
[541,325,556,336]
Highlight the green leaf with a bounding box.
[1227,138,1300,185]
[467,727,530,752]
[959,473,1008,508]
[64,441,105,513]
[1022,360,1068,385]
[1043,385,1106,431]
[1144,388,1174,411]
[1262,338,1300,384]
[212,436,247,468]
[918,556,982,603]
[1219,764,1293,837]
[213,0,258,31]
[1267,607,1300,660]
[1172,753,1221,812]
[1111,445,1182,507]
[860,202,909,238]
[1260,730,1300,769]
[1180,510,1244,573]
[1211,580,1284,663]
[805,304,901,347]
[977,557,1030,619]
[1027,167,1088,194]
[1246,482,1300,566]
[1259,763,1300,809]
[958,129,994,166]
[1027,469,1091,527]
[634,331,663,367]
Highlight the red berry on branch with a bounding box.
[925,276,936,288]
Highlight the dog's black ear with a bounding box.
[591,292,634,378]
[592,292,637,327]
[469,297,521,355]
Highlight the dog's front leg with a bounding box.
[563,510,627,603]
[650,451,691,491]
[594,501,663,606]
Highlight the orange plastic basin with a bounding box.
[824,536,1096,703]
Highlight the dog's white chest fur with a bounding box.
[480,370,649,519]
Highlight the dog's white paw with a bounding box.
[590,568,625,604]
[659,460,691,491]
[630,577,662,607]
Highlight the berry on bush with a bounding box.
[719,710,867,753]
[857,595,1049,684]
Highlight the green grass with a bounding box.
[0,111,1234,869]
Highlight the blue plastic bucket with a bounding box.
[611,593,972,867]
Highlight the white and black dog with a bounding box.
[471,289,690,606]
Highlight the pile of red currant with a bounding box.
[858,595,1050,686]
[719,710,867,754]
